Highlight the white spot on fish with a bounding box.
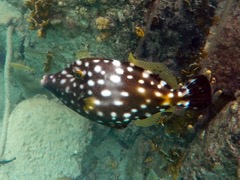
[160,81,167,86]
[115,68,124,74]
[157,84,162,89]
[168,93,174,98]
[66,74,73,78]
[110,75,121,83]
[123,119,130,122]
[97,111,103,117]
[127,75,133,79]
[97,79,105,85]
[140,104,147,109]
[88,71,92,76]
[112,60,121,66]
[101,89,112,97]
[184,101,190,107]
[65,86,70,93]
[104,60,109,63]
[61,70,67,75]
[131,109,137,113]
[142,71,150,78]
[146,99,151,103]
[50,75,53,79]
[73,82,77,87]
[111,112,117,117]
[123,113,131,118]
[71,100,74,104]
[70,78,75,82]
[87,80,95,86]
[127,67,133,72]
[80,84,84,89]
[76,60,82,65]
[114,100,123,106]
[85,62,89,67]
[138,79,144,84]
[52,78,56,83]
[100,71,106,75]
[130,63,135,67]
[150,81,154,85]
[178,91,183,97]
[94,65,102,73]
[162,101,170,106]
[94,99,101,105]
[145,113,151,117]
[155,92,162,97]
[60,79,66,85]
[88,90,93,95]
[93,59,100,63]
[120,91,129,97]
[137,87,145,93]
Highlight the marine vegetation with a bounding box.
[25,0,53,37]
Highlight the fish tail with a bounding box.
[181,75,212,110]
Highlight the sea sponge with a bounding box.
[95,17,110,30]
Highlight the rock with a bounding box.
[0,1,20,25]
[0,96,92,179]
[180,97,240,179]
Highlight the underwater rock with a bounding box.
[0,1,20,25]
[180,95,240,179]
[0,96,92,179]
[200,0,240,97]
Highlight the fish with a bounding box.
[40,55,212,128]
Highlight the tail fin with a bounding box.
[183,75,212,110]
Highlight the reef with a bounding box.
[180,94,240,179]
[25,0,53,37]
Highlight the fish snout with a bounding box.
[40,75,48,87]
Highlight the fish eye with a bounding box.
[74,69,84,79]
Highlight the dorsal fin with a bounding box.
[128,53,178,89]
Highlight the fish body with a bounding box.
[41,58,211,128]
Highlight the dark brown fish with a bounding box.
[41,58,211,128]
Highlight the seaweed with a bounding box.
[25,0,53,37]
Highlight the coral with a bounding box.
[25,0,53,37]
[95,17,111,30]
[135,26,145,37]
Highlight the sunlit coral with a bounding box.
[95,17,110,30]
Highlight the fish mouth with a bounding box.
[40,75,48,87]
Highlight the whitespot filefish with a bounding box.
[41,55,211,128]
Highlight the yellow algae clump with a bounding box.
[135,26,145,37]
[95,17,110,30]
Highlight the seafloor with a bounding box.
[0,0,240,179]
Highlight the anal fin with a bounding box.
[133,112,162,127]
